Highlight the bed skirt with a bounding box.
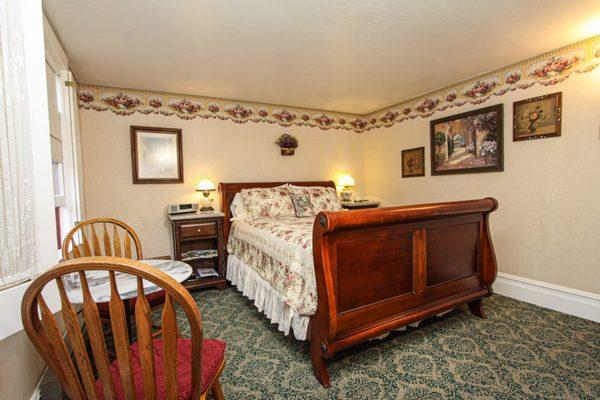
[226,254,310,340]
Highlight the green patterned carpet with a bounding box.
[176,288,599,399]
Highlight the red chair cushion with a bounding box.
[95,338,226,399]
[97,290,166,319]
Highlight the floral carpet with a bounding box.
[177,288,599,400]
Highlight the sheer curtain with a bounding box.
[0,0,37,289]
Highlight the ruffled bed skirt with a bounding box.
[226,255,310,340]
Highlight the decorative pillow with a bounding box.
[229,193,248,221]
[240,185,295,218]
[289,186,343,213]
[290,193,314,217]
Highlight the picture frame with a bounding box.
[130,126,183,184]
[513,92,562,141]
[430,104,503,175]
[401,147,425,177]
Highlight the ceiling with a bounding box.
[44,0,600,114]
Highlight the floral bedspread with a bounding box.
[227,217,317,315]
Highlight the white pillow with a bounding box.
[230,192,248,221]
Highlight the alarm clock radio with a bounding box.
[168,202,199,215]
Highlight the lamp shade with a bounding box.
[338,174,355,188]
[196,178,216,192]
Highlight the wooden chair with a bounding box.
[62,218,166,333]
[21,257,226,400]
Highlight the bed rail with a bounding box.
[310,198,498,387]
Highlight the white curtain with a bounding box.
[0,0,37,289]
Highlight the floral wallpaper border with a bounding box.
[77,36,600,134]
[364,35,600,132]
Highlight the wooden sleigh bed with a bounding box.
[220,181,498,388]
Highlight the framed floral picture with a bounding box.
[513,92,562,141]
[130,126,183,183]
[430,104,503,175]
[401,147,425,177]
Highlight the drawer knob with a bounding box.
[197,229,201,232]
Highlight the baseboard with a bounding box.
[494,272,600,323]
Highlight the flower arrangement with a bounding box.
[78,91,94,103]
[402,107,411,115]
[258,108,269,117]
[415,97,440,113]
[380,110,399,123]
[148,98,162,108]
[314,114,335,126]
[529,55,581,78]
[505,72,521,85]
[480,139,498,155]
[338,118,346,125]
[370,117,377,125]
[273,109,296,123]
[226,104,253,119]
[301,113,311,121]
[208,104,220,113]
[350,119,368,130]
[169,99,202,114]
[445,92,457,102]
[275,134,299,156]
[521,105,547,133]
[103,93,142,110]
[463,80,497,98]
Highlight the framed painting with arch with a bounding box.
[430,104,503,175]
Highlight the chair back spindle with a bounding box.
[62,218,143,261]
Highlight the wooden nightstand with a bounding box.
[341,201,381,210]
[170,212,227,291]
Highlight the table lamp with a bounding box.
[196,178,216,212]
[338,174,355,202]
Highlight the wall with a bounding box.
[363,70,600,294]
[80,112,366,257]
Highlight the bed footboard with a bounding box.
[310,198,498,387]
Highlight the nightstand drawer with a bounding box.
[180,222,217,239]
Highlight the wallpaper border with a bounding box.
[77,36,600,133]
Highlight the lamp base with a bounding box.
[199,206,215,213]
[340,190,352,202]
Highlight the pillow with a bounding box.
[290,193,314,217]
[229,192,248,221]
[240,185,295,218]
[289,185,343,213]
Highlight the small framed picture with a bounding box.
[401,147,425,177]
[130,126,183,184]
[513,92,562,141]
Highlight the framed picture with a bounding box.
[430,104,503,175]
[130,126,183,184]
[513,92,562,141]
[401,147,425,177]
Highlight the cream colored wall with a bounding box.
[363,71,600,294]
[80,112,366,258]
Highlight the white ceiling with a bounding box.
[44,0,600,114]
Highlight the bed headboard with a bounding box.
[219,180,336,246]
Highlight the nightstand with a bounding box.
[341,201,381,210]
[169,212,227,291]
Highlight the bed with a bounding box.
[220,181,498,387]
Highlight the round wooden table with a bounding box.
[62,259,192,341]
